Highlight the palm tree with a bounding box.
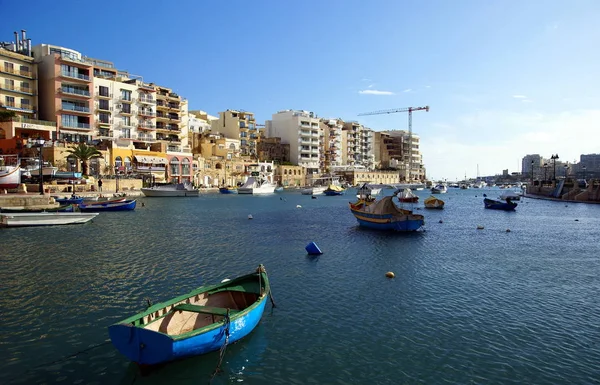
[65,143,103,176]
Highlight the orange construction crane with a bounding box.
[358,106,429,181]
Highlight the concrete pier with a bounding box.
[525,178,600,204]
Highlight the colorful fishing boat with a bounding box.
[109,265,271,366]
[484,198,517,211]
[349,196,424,231]
[323,184,345,196]
[53,196,85,205]
[79,199,136,212]
[423,195,445,209]
[218,186,238,194]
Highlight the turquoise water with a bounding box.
[2,188,600,384]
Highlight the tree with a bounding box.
[65,143,103,176]
[0,110,16,122]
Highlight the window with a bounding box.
[122,103,131,114]
[99,86,109,97]
[19,65,29,75]
[20,99,30,108]
[121,89,131,101]
[4,62,14,72]
[181,158,190,175]
[4,78,14,89]
[5,96,15,106]
[99,112,110,123]
[99,100,109,110]
[21,81,30,92]
[170,157,180,176]
[122,116,131,126]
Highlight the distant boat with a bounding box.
[424,195,445,209]
[0,212,98,227]
[238,162,277,194]
[79,199,137,212]
[300,185,327,195]
[484,198,517,211]
[397,187,419,203]
[219,186,238,194]
[0,204,76,213]
[274,186,284,192]
[431,184,447,194]
[108,265,271,366]
[349,196,424,231]
[54,196,85,205]
[141,182,199,197]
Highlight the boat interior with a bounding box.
[142,281,262,336]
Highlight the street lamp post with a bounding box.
[34,137,46,195]
[583,166,587,181]
[551,154,559,181]
[114,165,119,193]
[531,160,534,184]
[564,164,569,179]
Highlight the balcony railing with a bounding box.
[59,87,90,97]
[1,116,56,127]
[61,70,90,81]
[138,123,156,129]
[96,93,112,99]
[0,66,34,78]
[62,122,91,129]
[0,83,34,94]
[61,104,90,113]
[138,110,156,117]
[139,97,155,104]
[1,102,33,111]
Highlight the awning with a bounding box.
[134,155,168,165]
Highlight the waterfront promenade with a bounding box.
[525,178,600,203]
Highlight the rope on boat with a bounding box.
[257,264,277,308]
[210,309,231,382]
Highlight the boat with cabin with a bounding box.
[0,155,21,190]
[238,162,277,194]
[141,182,199,197]
[431,184,448,194]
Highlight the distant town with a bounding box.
[1,29,597,188]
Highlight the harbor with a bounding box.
[2,187,600,384]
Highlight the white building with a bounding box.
[342,121,375,170]
[266,109,321,173]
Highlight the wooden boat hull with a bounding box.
[109,266,270,366]
[398,197,419,203]
[0,212,98,227]
[54,197,84,205]
[484,198,517,211]
[79,199,136,212]
[424,196,444,209]
[324,189,344,196]
[0,204,75,213]
[350,208,424,231]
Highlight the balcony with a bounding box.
[96,105,111,113]
[168,103,180,109]
[96,93,112,99]
[138,83,155,92]
[60,70,90,82]
[137,135,156,142]
[96,120,112,126]
[61,103,90,113]
[139,96,155,104]
[119,108,134,116]
[61,121,91,130]
[95,130,114,139]
[0,83,34,95]
[138,122,156,130]
[167,92,179,100]
[1,101,34,112]
[167,116,180,122]
[119,96,134,103]
[58,87,91,97]
[0,66,34,79]
[118,121,134,128]
[138,110,155,117]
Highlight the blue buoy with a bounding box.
[305,242,323,255]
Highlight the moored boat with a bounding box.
[0,204,76,213]
[0,212,98,227]
[396,187,419,203]
[484,198,517,211]
[54,196,85,205]
[424,195,445,209]
[141,182,199,197]
[219,186,238,194]
[431,184,448,194]
[108,265,271,366]
[0,155,21,190]
[300,185,327,195]
[349,196,424,231]
[323,184,345,196]
[237,162,277,194]
[79,199,136,212]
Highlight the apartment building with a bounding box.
[319,118,343,173]
[188,110,216,134]
[266,110,321,174]
[0,31,57,147]
[342,121,374,170]
[212,110,261,157]
[376,130,425,182]
[256,137,290,164]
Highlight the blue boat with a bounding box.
[54,196,84,205]
[484,198,517,211]
[109,265,271,366]
[349,196,424,231]
[79,199,137,212]
[218,187,237,194]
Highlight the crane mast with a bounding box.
[358,106,429,182]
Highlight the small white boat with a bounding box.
[0,212,99,227]
[0,155,21,189]
[237,162,277,194]
[431,184,448,194]
[141,182,199,197]
[498,191,522,201]
[300,186,327,195]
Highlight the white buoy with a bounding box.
[296,204,302,208]
[477,225,484,230]
[248,214,253,220]
[221,278,231,283]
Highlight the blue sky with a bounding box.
[2,0,599,180]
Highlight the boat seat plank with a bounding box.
[208,284,262,295]
[173,304,239,316]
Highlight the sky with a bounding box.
[2,0,599,180]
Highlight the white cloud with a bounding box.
[422,109,600,180]
[358,90,395,95]
[368,84,375,88]
[512,95,527,99]
[424,85,431,88]
[403,88,412,93]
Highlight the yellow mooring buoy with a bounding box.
[385,272,395,278]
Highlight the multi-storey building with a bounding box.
[266,110,321,174]
[211,110,261,157]
[521,154,543,179]
[0,30,57,150]
[375,130,425,182]
[256,137,290,164]
[342,121,374,170]
[319,118,343,173]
